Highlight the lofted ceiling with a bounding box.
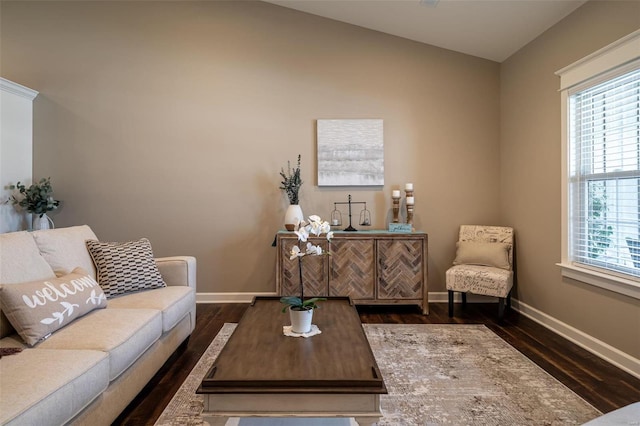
[262,0,588,62]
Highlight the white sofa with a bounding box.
[0,225,196,425]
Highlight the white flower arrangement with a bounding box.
[281,215,334,312]
[289,215,334,260]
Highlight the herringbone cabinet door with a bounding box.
[280,238,328,297]
[329,239,375,298]
[377,240,423,299]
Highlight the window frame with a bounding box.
[557,30,640,300]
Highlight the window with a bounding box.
[557,30,640,299]
[569,68,640,277]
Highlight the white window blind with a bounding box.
[569,67,640,279]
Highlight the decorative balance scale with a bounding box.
[330,194,372,232]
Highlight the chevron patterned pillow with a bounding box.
[86,238,166,298]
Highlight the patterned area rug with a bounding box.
[155,324,601,425]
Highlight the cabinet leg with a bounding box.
[355,416,380,426]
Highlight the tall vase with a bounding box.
[32,213,54,231]
[289,307,313,334]
[284,204,304,231]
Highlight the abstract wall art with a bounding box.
[317,119,384,186]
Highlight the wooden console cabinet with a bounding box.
[275,231,428,314]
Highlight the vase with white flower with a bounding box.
[280,215,333,334]
[280,154,304,231]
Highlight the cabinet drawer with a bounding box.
[377,239,423,300]
[279,237,328,297]
[329,239,375,299]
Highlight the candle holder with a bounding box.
[392,193,400,223]
[405,188,414,227]
[407,203,414,226]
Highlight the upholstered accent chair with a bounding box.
[446,225,515,321]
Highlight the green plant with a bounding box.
[279,154,303,205]
[9,177,60,217]
[280,215,333,312]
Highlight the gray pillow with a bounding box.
[86,238,166,298]
[453,241,511,270]
[0,267,107,346]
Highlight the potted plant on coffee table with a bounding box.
[280,215,333,334]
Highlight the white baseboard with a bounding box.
[196,292,278,304]
[197,291,494,304]
[511,298,640,379]
[195,291,639,379]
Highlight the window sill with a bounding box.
[557,263,640,300]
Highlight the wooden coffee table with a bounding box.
[197,297,387,425]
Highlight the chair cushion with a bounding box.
[32,225,98,279]
[0,348,109,426]
[0,268,107,346]
[86,238,166,298]
[453,241,511,270]
[107,286,195,332]
[0,231,57,339]
[37,308,162,381]
[446,264,513,298]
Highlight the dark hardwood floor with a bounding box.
[114,302,640,425]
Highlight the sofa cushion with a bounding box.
[32,225,98,279]
[86,238,166,298]
[0,348,109,426]
[108,286,195,332]
[37,308,162,381]
[0,268,107,346]
[0,231,56,339]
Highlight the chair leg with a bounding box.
[506,291,512,310]
[448,290,454,317]
[461,292,467,307]
[498,297,506,321]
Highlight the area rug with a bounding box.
[155,324,601,425]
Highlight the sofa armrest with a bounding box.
[155,256,196,290]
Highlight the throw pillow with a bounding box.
[32,225,99,279]
[0,267,107,346]
[453,241,511,270]
[86,238,166,298]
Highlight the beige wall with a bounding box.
[0,2,500,295]
[500,0,640,358]
[2,0,638,362]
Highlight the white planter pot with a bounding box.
[32,213,54,231]
[284,204,304,231]
[289,307,313,334]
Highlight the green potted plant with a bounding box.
[281,215,333,333]
[9,177,60,230]
[280,154,304,231]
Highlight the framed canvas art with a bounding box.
[317,119,384,186]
